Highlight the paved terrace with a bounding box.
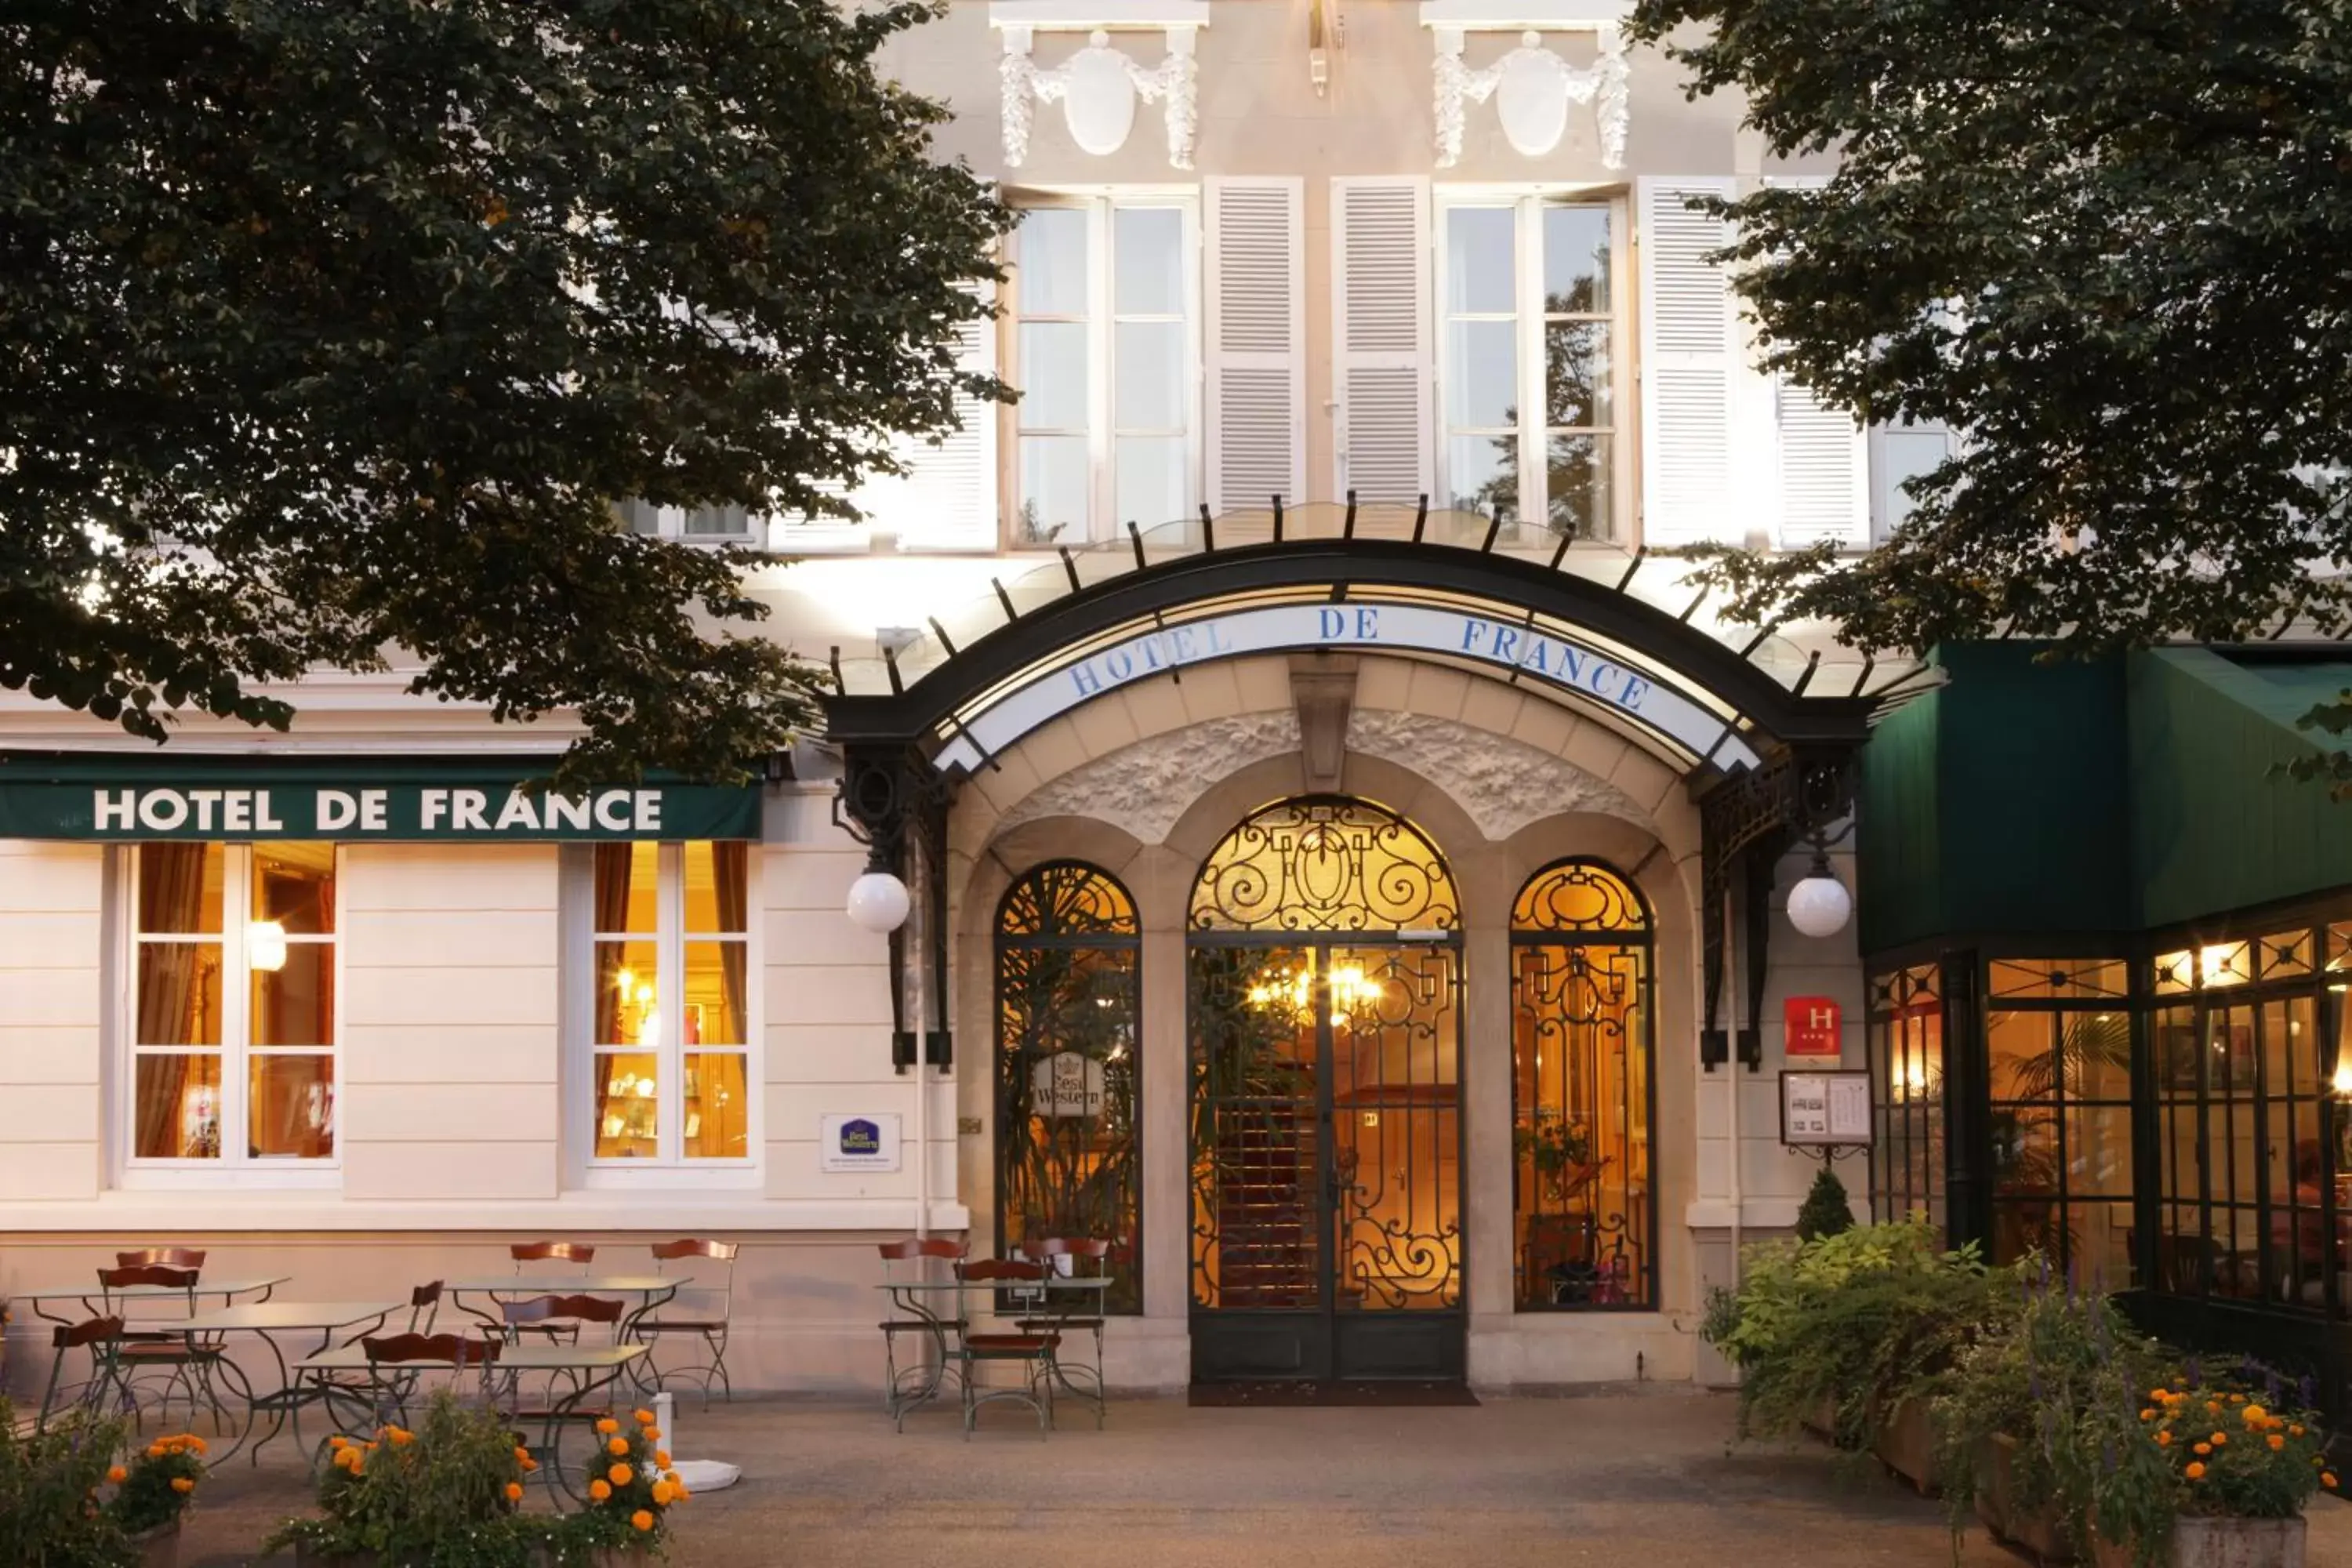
[172,1389,2352,1567]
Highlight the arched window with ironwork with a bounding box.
[995,861,1142,1312]
[1512,859,1656,1311]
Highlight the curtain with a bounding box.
[590,846,634,1141]
[134,844,212,1158]
[713,842,747,1042]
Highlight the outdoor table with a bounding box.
[292,1341,649,1505]
[9,1276,292,1327]
[172,1300,405,1465]
[876,1276,1112,1425]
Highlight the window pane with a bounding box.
[594,844,658,935]
[1115,321,1185,430]
[684,941,746,1047]
[249,1054,335,1159]
[2074,1202,2136,1290]
[684,841,746,935]
[1446,434,1515,517]
[1113,205,1184,314]
[597,941,660,1047]
[1541,205,1612,313]
[593,1054,660,1159]
[135,1053,222,1159]
[1116,437,1189,528]
[139,844,223,934]
[137,944,222,1046]
[2067,1105,2132,1196]
[1018,437,1089,542]
[1445,207,1515,313]
[1544,321,1611,430]
[1445,319,1517,426]
[2067,1011,2132,1099]
[1018,322,1088,428]
[1988,1011,2056,1101]
[1993,1107,2057,1200]
[1544,434,1611,540]
[1018,207,1089,314]
[252,942,334,1047]
[1876,427,1949,532]
[252,843,336,934]
[684,1053,749,1160]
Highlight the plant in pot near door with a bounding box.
[110,1431,208,1568]
[2071,1361,2332,1568]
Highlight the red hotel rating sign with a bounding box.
[1784,996,1843,1058]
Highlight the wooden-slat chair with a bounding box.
[955,1259,1059,1439]
[1018,1237,1110,1427]
[38,1316,128,1428]
[507,1243,597,1343]
[98,1265,229,1433]
[637,1240,739,1407]
[879,1236,968,1426]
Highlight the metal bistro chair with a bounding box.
[98,1265,230,1433]
[507,1243,597,1343]
[317,1332,501,1454]
[637,1240,739,1407]
[37,1316,129,1428]
[955,1258,1059,1439]
[497,1294,624,1428]
[115,1247,209,1270]
[878,1236,968,1427]
[1019,1237,1110,1427]
[269,1282,447,1456]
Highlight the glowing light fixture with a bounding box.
[247,920,289,973]
[845,871,912,935]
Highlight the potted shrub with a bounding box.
[263,1390,569,1568]
[1934,1272,2165,1564]
[111,1432,209,1568]
[1704,1218,2016,1485]
[0,1403,208,1568]
[569,1406,691,1563]
[2071,1359,2332,1568]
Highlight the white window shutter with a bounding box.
[1761,176,1866,548]
[1205,177,1305,512]
[888,276,1001,552]
[1330,177,1433,507]
[1637,177,1739,546]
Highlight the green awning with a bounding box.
[1858,643,2352,951]
[0,753,762,842]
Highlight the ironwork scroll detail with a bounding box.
[1189,796,1460,933]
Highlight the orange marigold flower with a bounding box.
[609,1463,634,1487]
[506,1482,524,1501]
[2187,1463,2207,1481]
[644,1426,661,1443]
[631,1510,655,1532]
[2292,1424,2307,1437]
[2158,1432,2173,1447]
[2327,1473,2341,1491]
[2139,1410,2156,1422]
[596,1418,620,1436]
[2212,1432,2228,1446]
[2194,1443,2212,1457]
[2229,1394,2247,1405]
[652,1480,675,1504]
[171,1478,194,1494]
[634,1409,656,1425]
[2149,1387,2170,1401]
[147,1444,165,1459]
[521,1456,539,1472]
[655,1450,672,1468]
[2270,1436,2287,1451]
[516,1445,532,1463]
[107,1466,127,1484]
[2243,1404,2267,1425]
[608,1436,630,1456]
[388,1428,412,1446]
[590,1480,613,1502]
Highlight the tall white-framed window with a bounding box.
[579,840,756,1173]
[126,842,339,1178]
[1437,191,1628,540]
[1869,422,1959,542]
[619,501,760,546]
[1009,192,1200,546]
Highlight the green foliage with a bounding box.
[110,1432,206,1537]
[1705,1219,2016,1450]
[572,1406,688,1552]
[263,1392,615,1568]
[2,0,1012,781]
[1794,1165,1855,1242]
[1622,0,2352,789]
[1930,1273,2166,1548]
[0,1406,132,1568]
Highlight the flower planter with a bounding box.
[1871,1397,1939,1494]
[1976,1433,2078,1564]
[129,1521,181,1568]
[2089,1516,2307,1568]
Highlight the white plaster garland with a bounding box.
[1432,25,1629,169]
[999,25,1200,169]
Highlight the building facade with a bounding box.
[13,0,2328,1405]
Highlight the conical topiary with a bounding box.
[1795,1164,1856,1241]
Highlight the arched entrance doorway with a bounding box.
[1185,796,1465,1383]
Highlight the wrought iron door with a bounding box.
[1188,940,1464,1381]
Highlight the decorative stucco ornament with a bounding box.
[1432,25,1629,170]
[1000,25,1200,169]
